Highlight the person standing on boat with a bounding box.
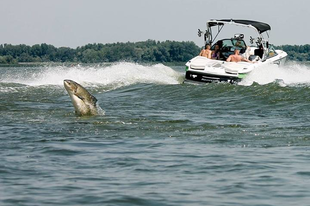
[199,44,212,59]
[226,49,253,63]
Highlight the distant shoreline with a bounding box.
[1,40,310,65]
[0,40,200,65]
[0,61,187,67]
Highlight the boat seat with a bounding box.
[221,52,233,60]
[240,48,246,53]
[249,55,260,61]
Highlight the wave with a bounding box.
[0,62,183,88]
[2,61,310,91]
[240,62,310,86]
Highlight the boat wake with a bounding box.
[0,62,183,89]
[240,62,310,86]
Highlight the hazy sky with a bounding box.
[1,0,309,48]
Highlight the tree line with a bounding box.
[0,40,310,64]
[275,45,310,61]
[0,40,200,64]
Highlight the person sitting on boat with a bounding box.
[211,45,220,60]
[226,49,253,63]
[199,44,212,59]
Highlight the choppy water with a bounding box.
[1,62,310,206]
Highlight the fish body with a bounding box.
[64,79,98,116]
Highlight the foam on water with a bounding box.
[240,62,310,86]
[2,61,310,91]
[0,62,182,88]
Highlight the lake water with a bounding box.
[1,62,310,206]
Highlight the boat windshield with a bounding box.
[232,39,246,48]
[213,39,246,50]
[266,45,278,59]
[222,39,234,47]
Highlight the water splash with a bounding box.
[0,62,182,88]
[240,62,310,86]
[96,104,106,116]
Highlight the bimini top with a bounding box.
[208,19,271,34]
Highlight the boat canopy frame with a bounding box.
[201,19,271,47]
[196,19,274,61]
[208,19,271,34]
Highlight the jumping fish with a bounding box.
[64,79,99,116]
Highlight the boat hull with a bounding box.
[185,70,241,83]
[184,52,287,84]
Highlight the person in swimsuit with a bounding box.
[211,45,220,60]
[199,44,212,59]
[226,49,253,63]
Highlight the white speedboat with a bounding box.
[185,19,287,83]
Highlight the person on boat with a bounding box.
[235,41,243,48]
[199,44,212,59]
[211,45,220,60]
[226,49,253,63]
